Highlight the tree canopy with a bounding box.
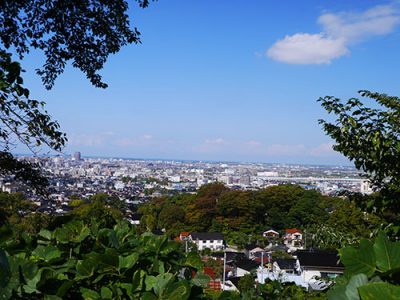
[319,91,400,214]
[0,0,153,89]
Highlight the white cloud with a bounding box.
[319,5,400,42]
[267,4,400,64]
[267,33,348,64]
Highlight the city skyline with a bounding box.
[13,0,400,165]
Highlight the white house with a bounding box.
[262,229,279,238]
[189,232,224,251]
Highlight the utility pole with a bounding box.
[261,251,264,284]
[222,250,226,291]
[268,252,271,274]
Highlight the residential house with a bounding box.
[244,244,264,260]
[262,229,279,239]
[189,232,224,251]
[273,258,297,275]
[296,249,344,282]
[229,257,260,277]
[284,228,303,250]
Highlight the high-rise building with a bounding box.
[240,175,251,186]
[73,151,81,161]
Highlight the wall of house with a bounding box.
[301,270,321,282]
[236,267,250,277]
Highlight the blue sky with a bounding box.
[17,0,400,165]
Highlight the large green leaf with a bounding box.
[76,258,97,279]
[118,253,139,270]
[145,275,158,291]
[54,221,91,244]
[166,280,191,300]
[56,280,75,297]
[153,273,174,296]
[358,282,400,300]
[32,245,62,262]
[38,229,52,240]
[97,248,119,270]
[340,240,376,277]
[100,286,113,299]
[80,287,100,300]
[23,268,43,294]
[344,274,369,300]
[373,232,400,273]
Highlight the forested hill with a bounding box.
[139,183,383,247]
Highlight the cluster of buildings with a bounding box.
[176,228,343,292]
[4,153,367,198]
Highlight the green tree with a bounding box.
[319,91,400,215]
[0,51,66,192]
[0,1,154,191]
[237,274,255,293]
[287,189,328,228]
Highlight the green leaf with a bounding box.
[56,280,74,297]
[118,283,134,296]
[345,274,369,300]
[98,248,119,269]
[118,252,139,270]
[100,287,113,299]
[132,269,145,291]
[145,275,158,291]
[154,273,174,296]
[76,258,96,279]
[166,281,191,300]
[23,268,43,294]
[373,232,400,273]
[141,292,158,300]
[32,245,62,262]
[80,287,100,300]
[191,272,210,287]
[358,282,400,300]
[340,239,376,277]
[38,229,52,240]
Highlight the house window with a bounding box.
[202,240,207,243]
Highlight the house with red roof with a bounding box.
[284,228,303,250]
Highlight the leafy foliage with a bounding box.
[0,50,67,192]
[0,0,154,89]
[0,220,208,299]
[319,91,400,213]
[139,183,379,247]
[328,232,400,300]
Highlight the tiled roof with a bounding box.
[190,232,224,240]
[285,228,302,234]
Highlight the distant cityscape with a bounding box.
[0,151,373,216]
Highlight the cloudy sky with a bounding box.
[18,0,400,165]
